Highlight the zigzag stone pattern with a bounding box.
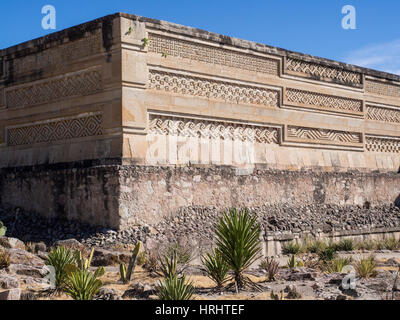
[148,33,279,76]
[148,70,279,107]
[366,136,400,153]
[287,126,362,144]
[366,104,400,123]
[7,114,103,146]
[149,115,280,144]
[285,88,362,112]
[6,69,102,109]
[285,58,362,86]
[365,79,400,98]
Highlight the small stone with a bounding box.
[54,239,83,250]
[0,275,19,289]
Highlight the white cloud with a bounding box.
[343,39,400,75]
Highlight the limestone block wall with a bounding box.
[0,14,124,168]
[119,14,400,173]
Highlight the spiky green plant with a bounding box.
[156,275,194,300]
[318,246,337,262]
[201,249,230,289]
[355,240,375,251]
[282,241,303,255]
[46,246,75,290]
[157,251,179,279]
[215,208,262,292]
[260,257,279,281]
[305,240,326,254]
[378,238,400,250]
[335,239,354,251]
[0,221,6,237]
[64,268,103,300]
[355,255,377,278]
[326,257,351,273]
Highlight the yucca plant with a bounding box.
[282,241,303,255]
[355,255,377,278]
[326,257,351,273]
[64,268,103,300]
[157,251,179,279]
[305,240,326,254]
[335,239,354,251]
[201,249,230,290]
[215,208,262,292]
[260,257,279,281]
[46,246,75,290]
[156,275,194,300]
[318,246,337,262]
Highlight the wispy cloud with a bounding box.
[343,39,400,75]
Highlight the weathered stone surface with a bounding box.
[0,288,21,300]
[8,264,46,278]
[6,249,45,268]
[0,237,26,250]
[0,275,19,289]
[92,248,131,266]
[54,239,83,251]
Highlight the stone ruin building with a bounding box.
[0,13,399,242]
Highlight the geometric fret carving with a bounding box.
[285,125,363,146]
[366,104,400,123]
[148,33,280,76]
[365,79,400,98]
[285,88,363,114]
[12,33,102,75]
[365,136,400,153]
[285,58,362,87]
[148,70,279,107]
[7,113,102,146]
[149,115,280,144]
[6,68,102,109]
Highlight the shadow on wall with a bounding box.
[395,194,400,209]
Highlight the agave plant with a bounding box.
[201,249,230,290]
[355,255,377,278]
[215,208,262,292]
[157,251,179,279]
[326,257,351,273]
[46,246,76,290]
[64,268,103,300]
[156,275,194,300]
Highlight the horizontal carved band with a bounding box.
[7,113,102,146]
[148,70,279,107]
[285,58,362,87]
[148,33,279,76]
[284,88,363,114]
[6,68,102,108]
[12,33,102,75]
[285,125,363,147]
[366,135,400,153]
[365,79,400,98]
[366,104,400,123]
[149,115,280,144]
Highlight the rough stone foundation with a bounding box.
[1,160,399,230]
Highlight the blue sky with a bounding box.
[1,0,400,74]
